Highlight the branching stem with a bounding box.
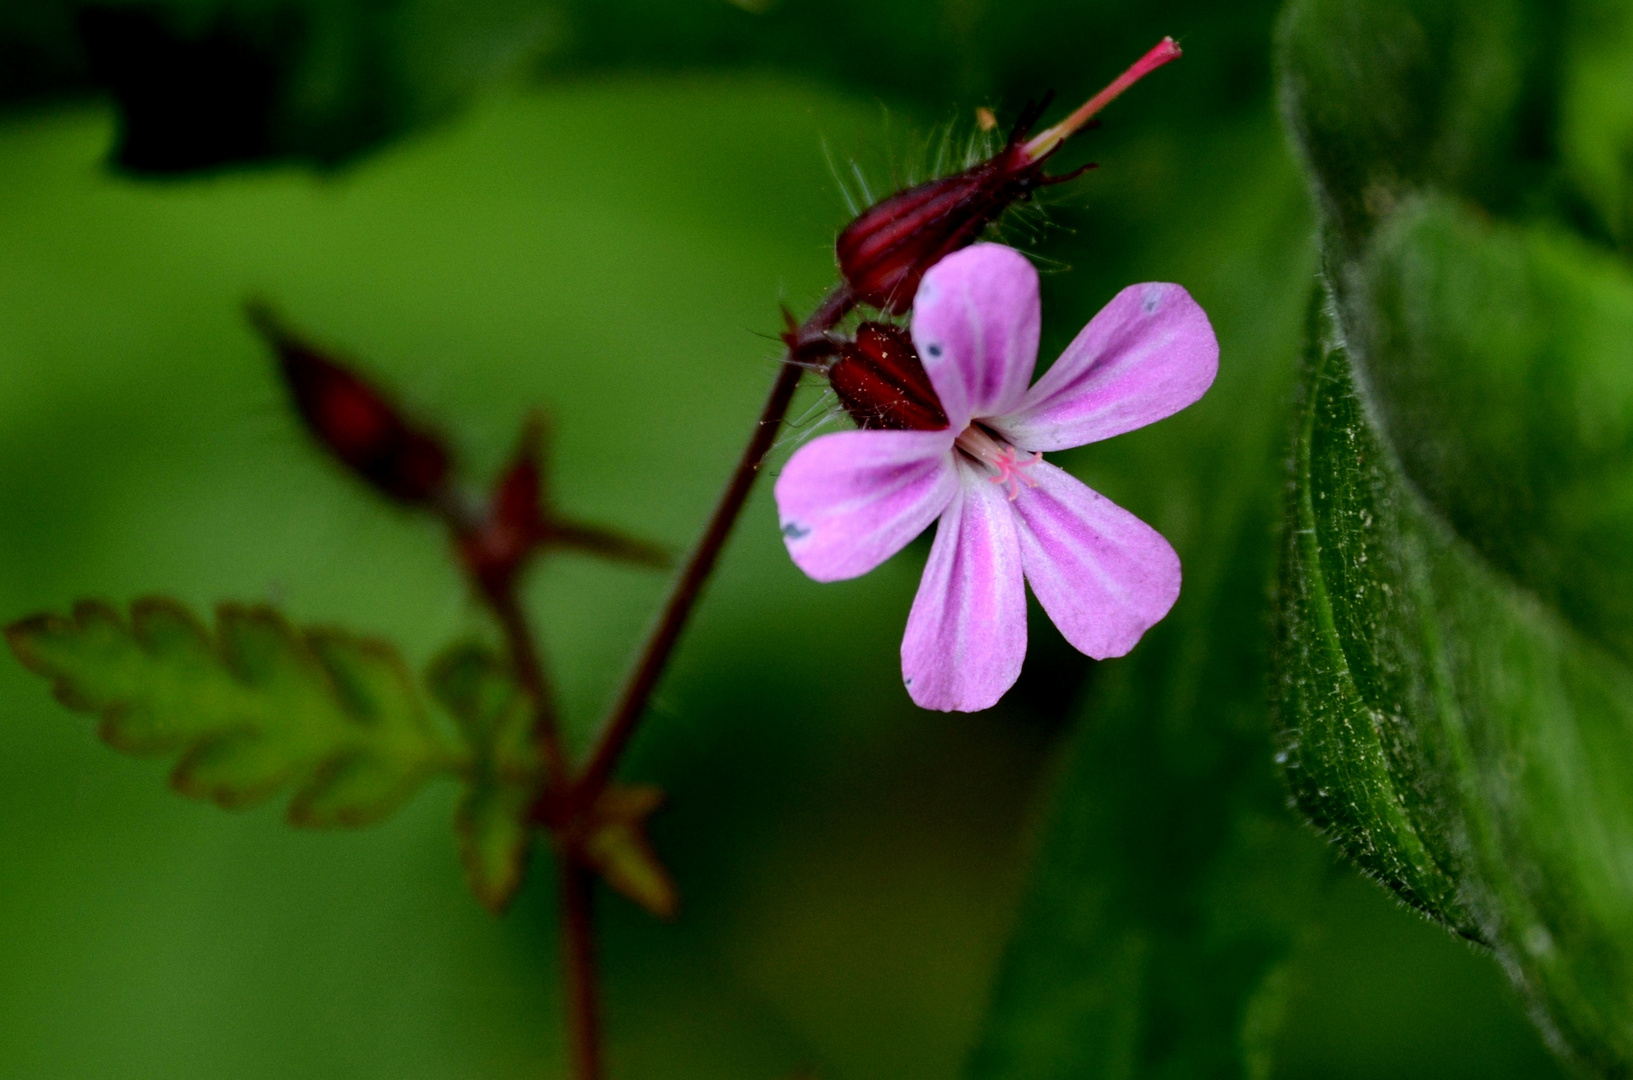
[476,285,855,1080]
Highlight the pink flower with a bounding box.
[775,243,1218,711]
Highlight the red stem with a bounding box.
[478,285,853,1080]
[573,286,855,802]
[454,529,590,1076]
[559,856,603,1080]
[488,587,570,794]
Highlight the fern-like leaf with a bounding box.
[6,599,469,828]
[425,641,546,913]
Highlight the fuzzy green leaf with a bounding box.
[425,641,544,914]
[6,599,466,827]
[1559,0,1633,249]
[1277,285,1633,1073]
[1279,0,1633,1069]
[1360,201,1633,664]
[1278,0,1550,253]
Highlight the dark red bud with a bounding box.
[249,304,451,505]
[836,38,1183,315]
[829,322,948,431]
[456,417,670,599]
[836,141,1047,316]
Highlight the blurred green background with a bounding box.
[0,0,1574,1077]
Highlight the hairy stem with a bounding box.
[574,286,855,801]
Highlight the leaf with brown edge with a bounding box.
[6,598,467,827]
[581,784,677,920]
[425,641,545,913]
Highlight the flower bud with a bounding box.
[836,141,1046,316]
[829,322,948,431]
[248,302,452,505]
[835,37,1182,315]
[457,415,672,599]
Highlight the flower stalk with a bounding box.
[578,35,1188,784]
[572,285,857,803]
[255,34,1186,1079]
[536,37,1187,1076]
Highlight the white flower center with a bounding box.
[955,425,1043,501]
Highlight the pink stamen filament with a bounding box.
[1022,37,1183,163]
[956,426,1043,501]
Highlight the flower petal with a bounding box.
[1012,462,1180,659]
[909,243,1041,428]
[775,428,958,583]
[901,459,1027,712]
[993,282,1217,452]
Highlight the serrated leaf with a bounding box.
[423,642,672,916]
[6,598,465,827]
[425,641,544,913]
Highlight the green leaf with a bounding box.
[1360,200,1633,664]
[1279,0,1633,1069]
[1278,0,1551,252]
[1559,0,1633,249]
[423,642,671,916]
[5,605,558,912]
[1277,282,1633,1073]
[1273,291,1478,935]
[6,598,466,827]
[425,641,544,914]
